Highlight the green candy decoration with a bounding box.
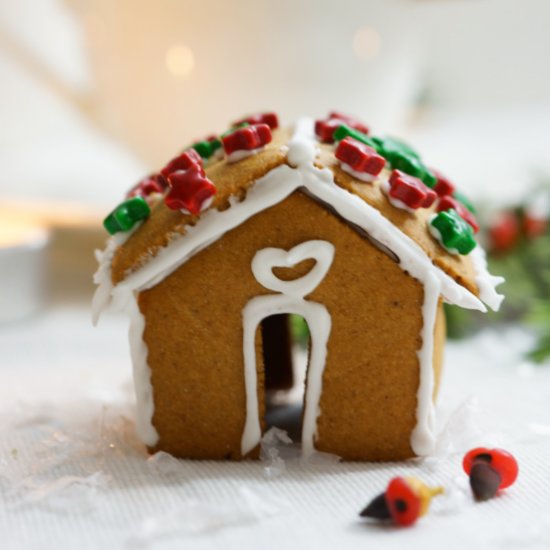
[191,140,213,159]
[190,137,222,160]
[372,136,420,160]
[332,124,378,149]
[430,209,477,255]
[103,196,151,235]
[372,136,436,188]
[453,190,476,214]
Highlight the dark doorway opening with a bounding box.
[261,314,309,442]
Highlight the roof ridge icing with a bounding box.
[93,117,504,323]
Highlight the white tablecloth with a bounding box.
[1,307,549,550]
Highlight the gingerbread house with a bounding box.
[93,112,504,461]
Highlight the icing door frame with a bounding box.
[241,240,335,457]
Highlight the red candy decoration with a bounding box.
[222,123,272,156]
[233,112,279,130]
[315,112,369,143]
[463,448,519,490]
[127,174,167,200]
[463,447,519,501]
[161,149,203,178]
[335,137,386,176]
[385,477,422,527]
[437,195,480,233]
[388,169,437,209]
[164,163,216,215]
[432,169,456,197]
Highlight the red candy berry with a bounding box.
[432,169,456,197]
[488,212,520,252]
[524,214,547,240]
[463,448,519,501]
[161,149,203,178]
[164,163,216,215]
[315,112,369,143]
[222,123,272,156]
[437,195,480,233]
[127,174,168,200]
[233,112,279,130]
[385,477,422,527]
[335,137,386,176]
[388,169,437,209]
[360,477,443,527]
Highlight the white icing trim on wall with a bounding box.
[410,272,440,455]
[242,240,335,457]
[127,292,159,447]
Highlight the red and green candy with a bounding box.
[222,123,273,157]
[388,169,437,210]
[430,209,477,255]
[334,137,386,179]
[315,112,369,143]
[189,135,222,161]
[360,476,444,527]
[437,195,479,233]
[103,196,151,235]
[463,447,519,501]
[233,112,279,130]
[162,150,217,215]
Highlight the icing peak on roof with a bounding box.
[93,113,504,323]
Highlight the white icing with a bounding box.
[410,271,440,455]
[469,246,505,312]
[180,196,214,216]
[226,147,262,163]
[92,228,138,326]
[339,162,378,183]
[127,293,159,446]
[93,116,503,457]
[242,241,335,457]
[251,240,334,298]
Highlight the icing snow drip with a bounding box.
[410,272,440,455]
[127,294,159,446]
[93,117,503,458]
[242,240,335,457]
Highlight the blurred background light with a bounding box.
[353,26,381,60]
[165,44,195,79]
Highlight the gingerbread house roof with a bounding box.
[93,117,504,322]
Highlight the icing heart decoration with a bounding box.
[251,240,335,299]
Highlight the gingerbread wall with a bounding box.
[139,190,443,460]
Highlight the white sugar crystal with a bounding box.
[14,471,110,512]
[146,451,185,477]
[260,427,340,477]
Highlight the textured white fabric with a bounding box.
[1,307,549,550]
